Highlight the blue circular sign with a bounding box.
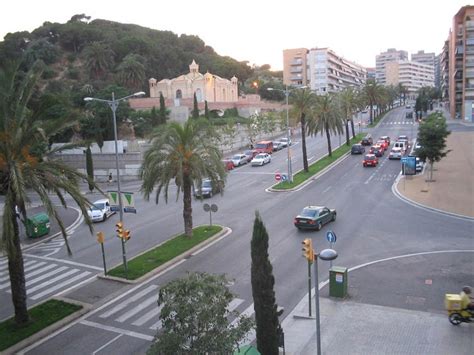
[326,231,337,243]
[281,174,287,181]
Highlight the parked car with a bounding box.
[272,141,284,151]
[253,141,274,154]
[194,179,224,198]
[376,140,389,150]
[388,147,403,160]
[397,135,409,143]
[222,159,234,171]
[369,145,384,157]
[294,205,336,231]
[279,137,292,147]
[231,154,248,167]
[351,144,365,154]
[380,136,391,145]
[243,150,256,162]
[360,135,373,146]
[416,157,424,172]
[87,199,115,222]
[363,154,378,167]
[251,153,271,166]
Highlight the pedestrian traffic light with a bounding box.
[123,229,131,241]
[302,238,314,263]
[96,231,105,244]
[115,221,124,239]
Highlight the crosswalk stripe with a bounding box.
[230,303,255,327]
[100,285,158,319]
[25,266,68,287]
[132,304,163,327]
[25,264,58,280]
[0,259,36,273]
[30,271,91,300]
[0,261,51,283]
[227,298,244,312]
[115,296,158,323]
[24,268,79,294]
[149,318,162,330]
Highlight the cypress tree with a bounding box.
[158,93,169,124]
[192,93,199,119]
[204,100,209,119]
[251,211,280,355]
[85,145,94,192]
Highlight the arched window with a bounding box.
[176,89,182,99]
[195,88,202,102]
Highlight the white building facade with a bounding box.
[376,48,408,84]
[385,60,435,98]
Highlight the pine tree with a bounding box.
[192,93,199,119]
[85,145,94,192]
[251,211,280,355]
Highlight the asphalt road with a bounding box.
[2,107,472,354]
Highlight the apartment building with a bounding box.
[411,50,436,68]
[283,47,366,93]
[375,48,408,84]
[440,39,449,101]
[385,61,435,98]
[447,5,474,121]
[283,48,309,86]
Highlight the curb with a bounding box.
[98,225,231,284]
[2,297,92,355]
[392,174,474,221]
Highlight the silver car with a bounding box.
[231,154,248,167]
[389,147,403,160]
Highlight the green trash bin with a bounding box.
[329,266,348,298]
[26,213,50,238]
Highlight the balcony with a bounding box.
[290,68,302,74]
[290,60,303,66]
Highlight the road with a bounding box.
[1,107,472,354]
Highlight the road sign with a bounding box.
[275,173,281,181]
[211,204,218,212]
[326,230,337,244]
[203,203,210,212]
[281,174,287,181]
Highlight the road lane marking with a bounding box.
[115,296,157,323]
[80,320,154,341]
[22,253,103,271]
[322,186,332,194]
[92,334,123,355]
[100,285,158,319]
[30,271,92,300]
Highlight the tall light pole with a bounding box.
[84,91,145,276]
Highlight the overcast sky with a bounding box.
[0,1,467,71]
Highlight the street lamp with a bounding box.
[84,91,145,277]
[267,85,297,183]
[314,248,338,355]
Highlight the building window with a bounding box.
[176,89,182,99]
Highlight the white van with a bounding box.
[393,141,407,153]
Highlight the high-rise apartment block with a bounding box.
[283,48,367,94]
[375,48,408,84]
[385,61,435,98]
[445,5,474,121]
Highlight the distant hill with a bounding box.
[0,14,254,95]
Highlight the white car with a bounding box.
[279,137,292,147]
[231,154,248,167]
[87,199,115,222]
[389,147,403,160]
[251,153,271,166]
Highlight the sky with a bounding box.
[0,0,468,71]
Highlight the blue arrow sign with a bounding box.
[281,174,287,181]
[326,230,337,244]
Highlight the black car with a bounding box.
[351,144,365,154]
[360,135,373,146]
[193,179,224,198]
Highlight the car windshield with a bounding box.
[91,203,105,210]
[255,143,267,149]
[232,155,242,159]
[365,156,375,160]
[300,208,318,218]
[255,154,265,159]
[202,180,212,188]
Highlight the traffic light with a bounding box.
[115,221,124,239]
[302,238,314,263]
[123,229,131,241]
[96,231,105,244]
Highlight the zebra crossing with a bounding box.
[85,283,255,339]
[381,121,416,125]
[0,256,98,301]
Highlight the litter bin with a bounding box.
[329,266,348,298]
[26,213,50,238]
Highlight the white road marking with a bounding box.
[322,186,332,194]
[115,296,158,323]
[100,285,159,319]
[24,268,79,293]
[132,304,162,327]
[22,253,103,271]
[30,271,91,300]
[25,266,68,287]
[92,334,123,355]
[80,320,154,341]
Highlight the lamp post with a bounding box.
[314,248,338,355]
[84,91,145,276]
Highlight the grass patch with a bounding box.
[0,299,82,351]
[273,133,365,190]
[108,225,222,280]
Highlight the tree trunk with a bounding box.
[369,103,373,125]
[300,114,309,172]
[345,119,350,146]
[325,123,332,157]
[350,119,356,139]
[8,205,29,325]
[183,175,193,237]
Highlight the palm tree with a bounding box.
[290,88,315,173]
[83,42,115,80]
[362,80,381,124]
[398,83,409,105]
[307,94,344,157]
[140,119,226,237]
[0,61,95,326]
[116,54,146,91]
[338,87,359,144]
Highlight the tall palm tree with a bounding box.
[83,42,115,80]
[0,61,95,326]
[307,94,344,157]
[116,54,146,91]
[338,87,359,144]
[362,79,381,124]
[289,88,315,173]
[398,83,409,105]
[140,119,226,237]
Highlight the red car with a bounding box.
[376,140,389,150]
[222,159,234,171]
[363,154,378,167]
[369,145,384,157]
